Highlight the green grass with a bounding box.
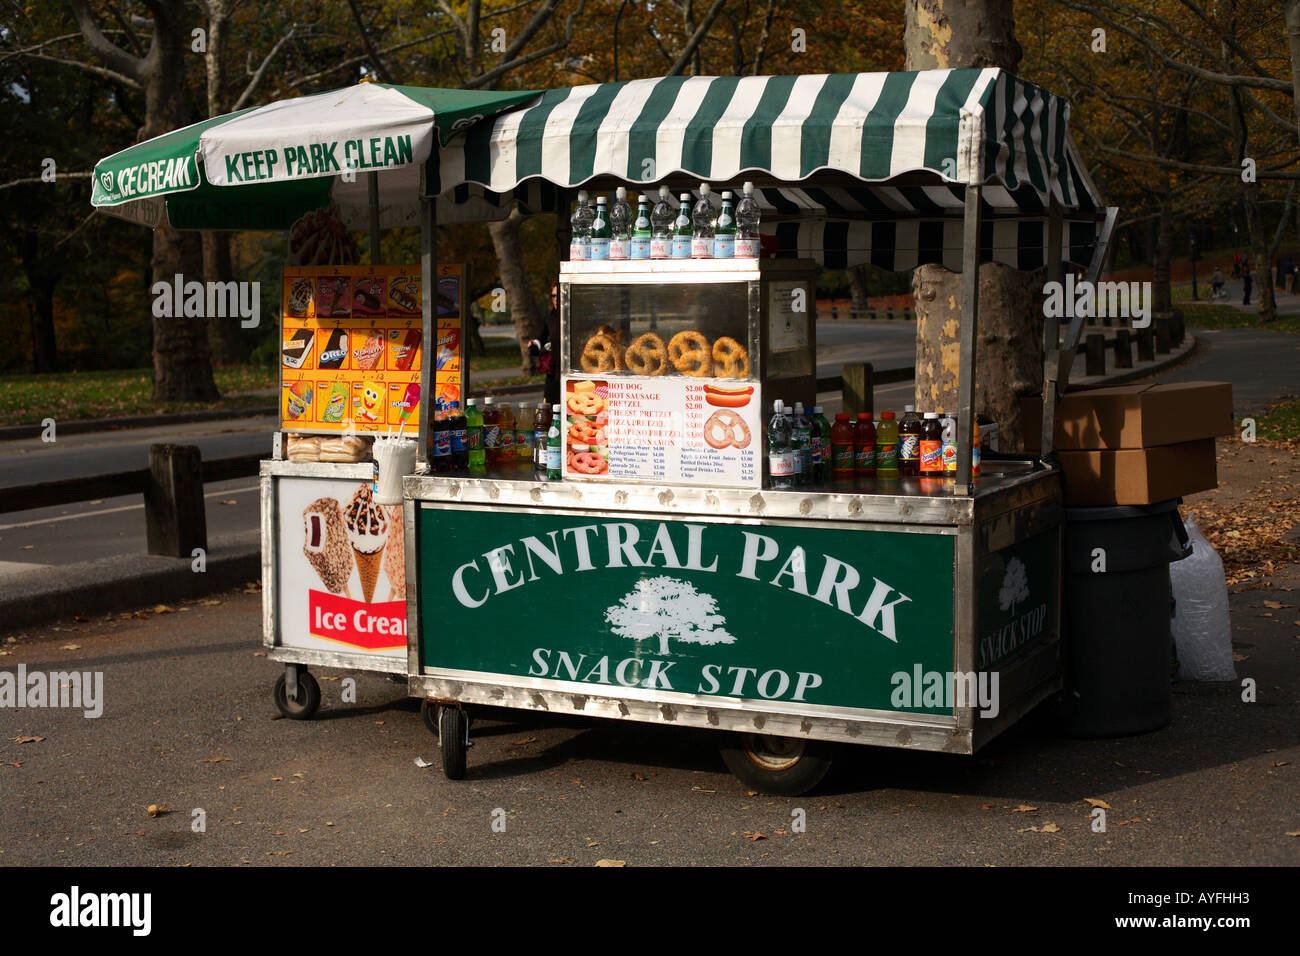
[468,339,533,371]
[477,374,546,390]
[1250,400,1300,443]
[0,365,276,427]
[1175,300,1300,334]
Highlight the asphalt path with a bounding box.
[1,569,1296,866]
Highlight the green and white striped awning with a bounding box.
[90,83,539,231]
[432,69,1102,210]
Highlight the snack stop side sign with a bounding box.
[418,508,957,713]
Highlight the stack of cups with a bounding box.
[373,434,418,505]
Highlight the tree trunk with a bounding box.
[1242,185,1277,321]
[487,208,544,373]
[31,276,60,374]
[1152,193,1173,315]
[906,0,1032,446]
[203,232,248,365]
[846,266,868,313]
[913,265,1045,451]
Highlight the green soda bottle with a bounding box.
[546,403,563,480]
[465,398,485,473]
[813,406,833,482]
[875,410,899,476]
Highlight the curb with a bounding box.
[0,531,260,632]
[0,406,277,442]
[1068,333,1199,389]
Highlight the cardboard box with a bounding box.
[1022,381,1233,452]
[1056,438,1218,506]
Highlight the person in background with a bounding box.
[1210,265,1225,299]
[1285,256,1296,295]
[523,282,561,405]
[1242,259,1253,306]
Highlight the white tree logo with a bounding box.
[604,576,737,656]
[998,557,1031,616]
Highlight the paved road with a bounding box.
[1139,327,1300,416]
[1,565,1296,866]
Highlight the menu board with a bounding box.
[561,374,761,488]
[279,264,462,432]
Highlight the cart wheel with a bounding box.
[719,733,831,796]
[273,671,321,720]
[421,699,440,735]
[439,706,469,780]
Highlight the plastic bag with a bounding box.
[1170,512,1236,681]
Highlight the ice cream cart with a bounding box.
[403,69,1114,793]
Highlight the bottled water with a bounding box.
[589,196,610,260]
[691,183,715,258]
[631,194,652,259]
[735,181,761,258]
[650,186,673,259]
[609,187,631,260]
[671,193,693,259]
[569,190,593,261]
[791,402,813,486]
[767,400,794,490]
[713,190,735,258]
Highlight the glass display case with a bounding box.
[558,259,816,488]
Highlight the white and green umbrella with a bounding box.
[91,82,539,231]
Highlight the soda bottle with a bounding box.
[569,190,593,261]
[650,186,673,259]
[767,400,794,489]
[498,401,516,468]
[431,408,451,472]
[875,410,899,476]
[807,403,824,478]
[671,193,693,259]
[509,403,525,463]
[533,401,552,472]
[546,404,563,481]
[713,191,735,258]
[972,419,982,478]
[589,196,611,260]
[735,181,761,258]
[482,395,500,466]
[813,406,833,482]
[465,398,485,474]
[940,411,958,476]
[448,401,468,472]
[919,412,943,474]
[609,187,631,260]
[831,413,855,480]
[792,402,812,486]
[691,184,715,258]
[631,194,653,260]
[855,411,876,478]
[898,405,922,477]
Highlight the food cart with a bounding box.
[405,69,1113,793]
[92,69,1113,793]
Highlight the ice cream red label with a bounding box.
[308,590,406,649]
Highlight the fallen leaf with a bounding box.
[1287,831,1300,838]
[152,605,174,614]
[594,859,626,867]
[1271,761,1290,768]
[1011,804,1038,813]
[1262,600,1285,609]
[146,803,169,817]
[586,841,600,848]
[270,777,283,782]
[1084,798,1112,809]
[691,786,716,794]
[200,757,231,763]
[741,831,766,841]
[19,545,32,550]
[1233,653,1248,662]
[10,736,43,744]
[253,651,266,657]
[220,500,237,506]
[197,599,223,606]
[1041,822,1060,833]
[414,757,432,768]
[61,643,81,650]
[549,857,574,864]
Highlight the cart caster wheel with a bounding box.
[439,706,469,780]
[273,672,321,720]
[421,699,440,735]
[719,733,831,796]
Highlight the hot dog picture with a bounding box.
[704,384,754,408]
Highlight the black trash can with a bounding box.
[1061,500,1190,737]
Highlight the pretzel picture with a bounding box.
[703,409,752,450]
[569,450,609,475]
[711,336,750,380]
[566,388,606,416]
[581,333,625,374]
[624,332,668,376]
[668,330,713,377]
[568,420,604,445]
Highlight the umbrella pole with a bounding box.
[419,194,436,468]
[955,184,982,496]
[369,172,383,265]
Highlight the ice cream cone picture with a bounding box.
[344,484,388,603]
[383,505,406,601]
[302,498,353,598]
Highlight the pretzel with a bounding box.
[668,330,713,377]
[567,389,606,416]
[704,409,752,449]
[568,420,604,445]
[569,451,608,475]
[596,324,625,344]
[581,333,624,374]
[624,332,668,376]
[711,336,750,380]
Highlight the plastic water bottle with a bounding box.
[671,193,693,259]
[713,191,735,258]
[609,187,631,260]
[569,190,593,261]
[691,183,715,258]
[631,194,652,259]
[650,186,673,259]
[791,402,813,486]
[767,400,794,490]
[735,181,761,258]
[589,196,610,260]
